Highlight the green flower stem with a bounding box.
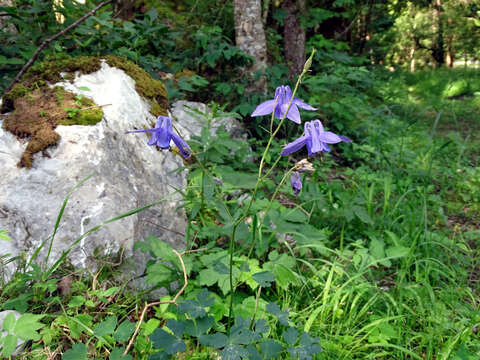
[227,50,315,333]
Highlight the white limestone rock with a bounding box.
[0,61,186,281]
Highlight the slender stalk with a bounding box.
[227,50,315,332]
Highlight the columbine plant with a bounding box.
[251,84,316,124]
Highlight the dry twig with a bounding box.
[123,249,188,356]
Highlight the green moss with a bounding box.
[104,55,168,116]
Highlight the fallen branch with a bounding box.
[2,0,113,97]
[123,249,188,356]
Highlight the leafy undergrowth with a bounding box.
[1,69,480,359]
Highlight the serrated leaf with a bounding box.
[287,332,322,360]
[197,289,215,307]
[93,315,117,337]
[1,334,18,358]
[266,303,289,326]
[2,312,16,332]
[220,344,249,360]
[68,296,86,308]
[150,328,186,354]
[62,343,88,360]
[109,347,132,360]
[113,321,136,343]
[184,316,214,337]
[282,327,298,346]
[178,299,206,319]
[252,271,275,287]
[352,205,373,225]
[14,313,45,341]
[260,339,283,359]
[246,344,262,360]
[385,245,410,259]
[198,333,228,348]
[166,319,184,338]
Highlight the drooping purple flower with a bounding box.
[126,116,191,159]
[251,85,316,124]
[281,119,351,156]
[291,171,302,196]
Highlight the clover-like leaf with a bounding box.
[109,347,132,360]
[197,288,215,307]
[230,318,254,345]
[282,327,298,346]
[62,343,88,360]
[113,320,136,343]
[220,344,249,360]
[1,334,18,358]
[266,302,289,326]
[287,332,322,360]
[199,332,228,348]
[93,315,117,337]
[150,328,186,355]
[252,271,275,287]
[260,339,283,359]
[14,313,45,341]
[184,316,214,337]
[178,299,206,319]
[246,344,262,360]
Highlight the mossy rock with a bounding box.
[442,79,471,99]
[1,56,168,168]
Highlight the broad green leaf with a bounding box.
[62,343,88,360]
[220,344,249,360]
[266,303,289,326]
[14,313,45,341]
[252,271,275,287]
[386,245,410,259]
[113,321,136,343]
[1,334,18,358]
[178,299,206,319]
[198,333,228,348]
[2,312,16,332]
[282,327,298,346]
[260,339,283,359]
[109,347,132,360]
[197,288,215,307]
[101,287,119,297]
[353,205,373,225]
[150,328,186,354]
[184,316,214,337]
[68,296,86,308]
[282,208,309,223]
[93,315,117,337]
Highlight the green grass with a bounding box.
[1,67,479,359]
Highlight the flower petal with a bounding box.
[251,100,276,117]
[286,105,301,124]
[171,133,191,158]
[339,135,352,142]
[307,121,322,154]
[318,131,343,144]
[294,98,317,111]
[281,135,308,155]
[291,171,302,196]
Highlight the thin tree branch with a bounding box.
[2,0,113,98]
[123,249,188,356]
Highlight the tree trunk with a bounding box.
[410,47,416,72]
[431,0,445,67]
[282,0,306,78]
[233,0,268,91]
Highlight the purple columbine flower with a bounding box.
[251,85,316,124]
[291,171,302,196]
[126,116,191,159]
[281,119,351,156]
